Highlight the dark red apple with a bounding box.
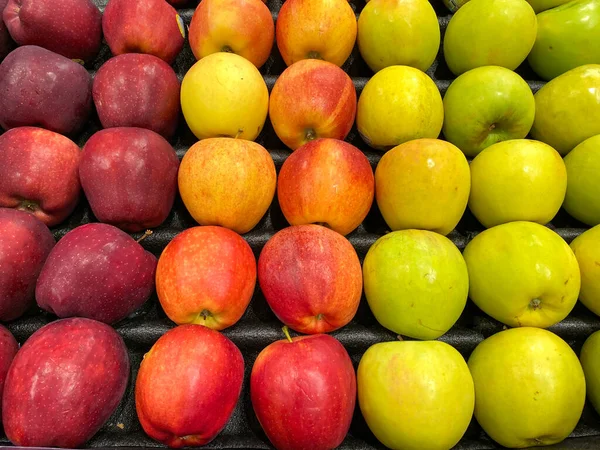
[80,128,179,231]
[0,325,18,417]
[0,46,93,134]
[3,318,130,448]
[3,0,102,62]
[0,0,15,61]
[0,208,54,321]
[251,331,356,450]
[135,324,244,448]
[35,223,157,324]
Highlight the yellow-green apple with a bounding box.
[468,327,586,448]
[580,330,600,415]
[277,138,374,235]
[181,52,269,141]
[528,0,600,81]
[269,59,356,150]
[357,0,440,72]
[156,226,256,330]
[0,325,17,418]
[258,225,362,334]
[463,221,580,328]
[0,208,54,321]
[136,325,244,448]
[357,66,443,150]
[358,340,474,450]
[0,0,15,61]
[531,64,600,155]
[178,138,276,234]
[442,66,535,157]
[0,127,81,226]
[363,230,468,340]
[468,139,567,227]
[375,139,470,235]
[251,331,355,450]
[275,0,357,67]
[443,0,537,76]
[564,135,600,225]
[3,318,130,448]
[570,225,600,316]
[188,0,274,68]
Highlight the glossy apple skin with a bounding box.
[258,225,362,334]
[0,208,54,321]
[93,54,181,139]
[3,0,101,62]
[0,325,18,418]
[3,318,130,448]
[156,226,256,330]
[0,46,92,134]
[136,324,244,448]
[0,127,81,226]
[102,0,185,64]
[80,128,179,232]
[251,333,356,450]
[0,0,15,61]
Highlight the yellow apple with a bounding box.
[580,330,600,416]
[570,225,600,316]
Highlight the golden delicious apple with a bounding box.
[580,330,600,416]
[570,225,600,316]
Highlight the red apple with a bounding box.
[136,324,244,448]
[0,127,81,226]
[156,226,256,330]
[258,225,362,334]
[0,325,18,418]
[0,0,15,61]
[278,138,374,236]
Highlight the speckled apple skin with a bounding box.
[0,325,18,417]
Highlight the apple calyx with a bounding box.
[304,128,317,142]
[136,229,153,243]
[306,51,323,60]
[221,45,234,53]
[282,326,293,343]
[18,199,39,212]
[200,309,213,321]
[529,298,542,310]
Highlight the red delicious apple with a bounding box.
[156,226,256,330]
[0,325,18,418]
[80,128,179,231]
[278,138,374,236]
[102,0,186,64]
[3,0,102,62]
[3,318,130,448]
[258,225,362,334]
[0,127,81,226]
[35,223,157,324]
[0,46,93,135]
[93,54,181,138]
[0,0,15,61]
[136,324,244,448]
[251,331,356,450]
[0,208,54,321]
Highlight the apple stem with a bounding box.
[282,326,293,343]
[397,335,404,341]
[136,230,153,243]
[234,129,243,139]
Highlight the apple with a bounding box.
[3,0,101,62]
[136,324,244,447]
[358,340,474,450]
[356,66,443,150]
[156,226,256,330]
[188,0,274,68]
[178,138,276,234]
[375,139,470,235]
[463,221,580,328]
[580,330,600,416]
[564,135,600,225]
[251,331,356,450]
[357,0,440,73]
[0,46,92,135]
[102,0,185,64]
[181,52,269,141]
[0,325,17,418]
[0,0,15,61]
[80,128,180,232]
[442,66,535,157]
[527,0,571,11]
[269,59,356,150]
[468,139,567,228]
[443,0,471,11]
[443,0,537,75]
[570,225,600,316]
[258,225,362,334]
[3,318,130,448]
[275,0,357,67]
[0,127,81,226]
[469,327,585,448]
[277,138,374,236]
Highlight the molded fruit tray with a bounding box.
[2,0,599,449]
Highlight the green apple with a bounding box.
[363,230,468,340]
[443,0,537,75]
[580,330,600,415]
[531,64,600,155]
[463,221,580,328]
[469,327,586,448]
[358,340,474,450]
[563,136,600,225]
[527,0,572,11]
[570,225,600,316]
[528,0,600,81]
[357,0,440,73]
[442,66,535,157]
[468,139,567,227]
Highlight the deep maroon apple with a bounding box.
[0,0,15,61]
[0,325,18,417]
